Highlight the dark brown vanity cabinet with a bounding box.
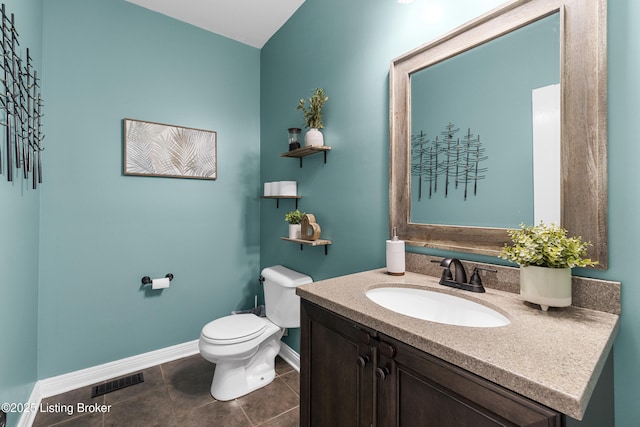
[300,300,375,427]
[300,300,564,427]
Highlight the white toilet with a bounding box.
[198,265,312,401]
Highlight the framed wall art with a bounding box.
[123,118,217,180]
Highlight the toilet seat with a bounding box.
[201,314,267,345]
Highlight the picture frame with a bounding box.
[123,118,217,180]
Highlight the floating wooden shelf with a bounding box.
[261,196,301,199]
[281,236,332,255]
[280,146,331,167]
[261,195,301,208]
[273,146,333,254]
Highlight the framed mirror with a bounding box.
[389,0,607,268]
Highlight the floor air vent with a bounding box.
[91,372,144,398]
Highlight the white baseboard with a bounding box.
[38,340,200,399]
[19,339,300,427]
[19,340,199,427]
[278,341,300,372]
[18,382,42,427]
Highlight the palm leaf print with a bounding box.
[124,119,217,180]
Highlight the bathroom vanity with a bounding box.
[298,0,615,423]
[297,266,619,426]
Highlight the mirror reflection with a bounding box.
[410,13,560,227]
[389,0,607,267]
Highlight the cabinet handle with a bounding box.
[356,328,372,345]
[356,355,370,368]
[376,340,397,359]
[375,367,390,381]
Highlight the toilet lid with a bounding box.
[201,314,267,344]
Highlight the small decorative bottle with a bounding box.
[288,128,301,151]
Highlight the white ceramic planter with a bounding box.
[520,265,571,311]
[304,128,324,147]
[288,224,301,239]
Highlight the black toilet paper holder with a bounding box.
[141,273,174,286]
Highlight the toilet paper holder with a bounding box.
[141,273,174,286]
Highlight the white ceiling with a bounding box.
[125,0,305,49]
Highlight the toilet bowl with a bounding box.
[199,265,312,400]
[199,314,283,401]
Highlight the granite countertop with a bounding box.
[296,268,620,420]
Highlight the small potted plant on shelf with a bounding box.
[285,209,306,239]
[297,88,328,147]
[499,222,596,311]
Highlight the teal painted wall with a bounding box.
[0,0,638,426]
[260,0,636,425]
[607,1,640,426]
[0,1,42,426]
[38,0,261,378]
[259,0,507,366]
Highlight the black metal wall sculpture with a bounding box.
[412,122,487,201]
[0,3,44,189]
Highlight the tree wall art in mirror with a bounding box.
[389,0,608,269]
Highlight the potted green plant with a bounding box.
[285,209,306,239]
[499,222,596,311]
[297,88,328,147]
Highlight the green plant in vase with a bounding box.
[285,209,306,240]
[499,222,596,268]
[499,222,596,311]
[297,88,328,147]
[285,209,306,224]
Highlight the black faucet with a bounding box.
[431,258,496,293]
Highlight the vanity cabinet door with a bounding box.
[300,300,375,427]
[376,333,563,427]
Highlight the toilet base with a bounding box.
[209,331,283,401]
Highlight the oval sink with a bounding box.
[365,287,510,327]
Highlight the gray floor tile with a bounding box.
[34,384,105,427]
[103,366,166,405]
[103,388,177,427]
[275,356,294,376]
[162,354,216,410]
[258,407,299,427]
[53,411,104,427]
[32,353,299,427]
[279,370,300,396]
[237,377,299,425]
[161,354,214,384]
[174,400,252,427]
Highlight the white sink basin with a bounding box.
[365,287,510,328]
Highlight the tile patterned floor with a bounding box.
[33,355,300,427]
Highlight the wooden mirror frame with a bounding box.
[389,0,608,269]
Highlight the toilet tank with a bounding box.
[261,265,312,328]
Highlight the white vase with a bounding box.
[304,128,324,147]
[288,224,301,239]
[520,265,572,311]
